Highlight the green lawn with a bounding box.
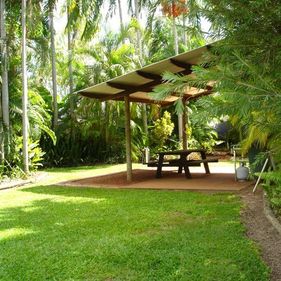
[0,166,269,281]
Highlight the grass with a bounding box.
[0,165,269,281]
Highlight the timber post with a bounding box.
[124,96,132,182]
[182,98,188,150]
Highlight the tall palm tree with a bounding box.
[131,0,148,135]
[168,1,181,143]
[0,0,10,159]
[182,13,187,45]
[21,0,29,173]
[118,0,124,35]
[66,1,76,153]
[48,0,58,130]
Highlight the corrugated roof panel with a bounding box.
[78,43,214,103]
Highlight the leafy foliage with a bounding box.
[187,101,218,151]
[150,0,281,218]
[149,111,175,154]
[262,171,281,218]
[153,0,281,162]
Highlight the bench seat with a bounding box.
[147,157,218,168]
[187,158,219,165]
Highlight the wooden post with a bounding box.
[124,96,132,182]
[178,113,183,146]
[182,99,187,150]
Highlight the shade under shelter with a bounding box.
[77,43,214,181]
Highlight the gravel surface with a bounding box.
[240,187,281,281]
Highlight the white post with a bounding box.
[253,158,269,193]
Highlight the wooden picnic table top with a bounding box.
[156,149,206,156]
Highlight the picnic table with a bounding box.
[147,149,218,178]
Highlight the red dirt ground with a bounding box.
[61,168,250,191]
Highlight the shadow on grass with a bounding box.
[20,185,172,199]
[0,185,269,281]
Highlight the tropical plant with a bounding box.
[149,111,175,154]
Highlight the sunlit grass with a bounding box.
[0,165,269,281]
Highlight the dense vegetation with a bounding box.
[0,0,212,177]
[0,166,269,280]
[153,0,281,214]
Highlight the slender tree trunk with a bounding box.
[21,0,29,174]
[49,8,58,130]
[172,15,183,145]
[0,0,4,163]
[117,0,124,36]
[134,0,148,135]
[67,4,76,159]
[182,14,187,46]
[142,104,148,134]
[172,16,179,55]
[105,101,109,143]
[0,0,10,158]
[0,100,4,163]
[67,6,74,96]
[134,0,142,61]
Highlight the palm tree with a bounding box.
[161,0,189,146]
[0,0,10,159]
[21,0,29,173]
[130,0,148,135]
[118,0,124,35]
[48,0,58,130]
[182,13,187,45]
[66,1,76,154]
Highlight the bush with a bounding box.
[149,111,175,156]
[262,171,281,218]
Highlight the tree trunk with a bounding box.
[67,3,76,159]
[21,0,29,174]
[117,0,124,36]
[67,5,74,96]
[49,7,58,130]
[0,103,4,163]
[182,14,187,46]
[172,16,179,55]
[134,0,148,135]
[172,15,183,144]
[0,0,10,158]
[134,0,142,61]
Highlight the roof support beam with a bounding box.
[80,92,113,99]
[136,70,162,80]
[170,59,192,70]
[81,88,212,103]
[107,81,135,91]
[100,68,193,102]
[127,97,172,105]
[101,79,162,101]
